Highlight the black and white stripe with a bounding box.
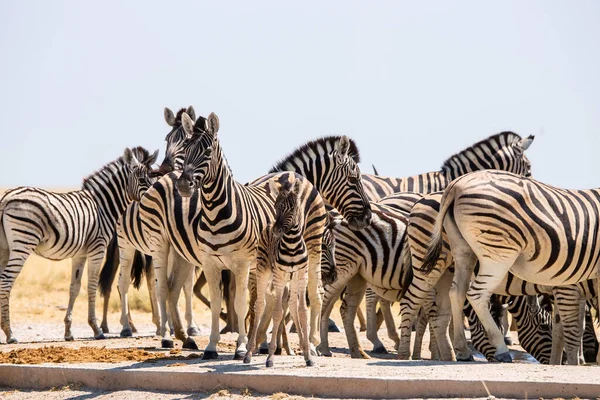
[0,147,157,343]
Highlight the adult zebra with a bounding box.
[421,169,600,363]
[139,112,371,358]
[99,106,203,340]
[0,147,158,343]
[401,191,598,363]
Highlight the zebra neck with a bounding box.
[82,159,131,236]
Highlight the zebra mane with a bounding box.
[440,131,523,172]
[81,146,153,189]
[173,108,189,126]
[269,136,360,174]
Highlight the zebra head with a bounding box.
[320,211,341,285]
[269,176,303,238]
[152,106,201,177]
[123,146,159,201]
[440,132,535,179]
[175,112,219,197]
[332,136,372,230]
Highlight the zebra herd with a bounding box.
[0,106,598,368]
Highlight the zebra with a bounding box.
[420,169,600,363]
[400,190,599,363]
[0,146,158,343]
[245,177,315,367]
[99,106,204,343]
[139,112,329,359]
[345,132,536,352]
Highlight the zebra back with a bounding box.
[270,136,372,230]
[362,131,534,200]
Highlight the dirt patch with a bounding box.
[0,346,201,364]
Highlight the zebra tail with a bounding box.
[419,182,457,274]
[99,234,120,298]
[131,251,148,290]
[397,238,414,302]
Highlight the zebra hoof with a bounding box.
[457,354,475,362]
[266,359,274,368]
[101,325,110,334]
[306,359,314,367]
[187,327,201,337]
[371,345,389,354]
[243,355,252,364]
[317,345,331,357]
[161,339,174,349]
[131,326,138,334]
[259,347,269,355]
[233,350,246,360]
[328,320,341,333]
[274,347,282,355]
[494,352,512,363]
[220,325,234,334]
[504,336,514,346]
[183,338,198,350]
[120,329,133,338]
[7,337,18,344]
[95,333,106,340]
[64,335,74,342]
[202,350,219,360]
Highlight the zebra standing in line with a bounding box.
[245,177,315,367]
[421,169,600,363]
[0,147,158,343]
[343,132,536,353]
[99,106,203,342]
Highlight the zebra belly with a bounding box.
[508,257,598,287]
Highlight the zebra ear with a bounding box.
[164,107,176,127]
[186,106,196,122]
[335,136,350,161]
[123,148,141,168]
[181,112,195,138]
[517,135,535,151]
[147,149,159,166]
[207,112,220,136]
[268,182,281,200]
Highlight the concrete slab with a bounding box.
[1,356,598,399]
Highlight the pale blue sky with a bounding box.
[1,1,599,189]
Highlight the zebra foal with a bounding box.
[245,177,314,367]
[0,147,158,343]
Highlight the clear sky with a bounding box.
[1,1,599,189]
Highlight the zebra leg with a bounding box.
[412,309,428,360]
[449,261,478,361]
[266,274,285,368]
[381,299,400,351]
[144,260,161,336]
[356,305,367,332]
[152,249,173,348]
[117,245,135,337]
[183,266,201,337]
[317,275,349,357]
[550,305,565,365]
[465,261,514,362]
[501,307,513,345]
[366,291,387,354]
[63,255,87,342]
[275,286,290,355]
[257,288,276,354]
[203,264,223,359]
[553,286,585,365]
[101,286,112,335]
[232,264,250,360]
[342,274,369,359]
[294,272,313,366]
[428,270,455,361]
[86,251,108,340]
[245,268,269,364]
[166,255,197,349]
[306,248,323,354]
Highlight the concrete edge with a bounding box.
[0,364,598,399]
